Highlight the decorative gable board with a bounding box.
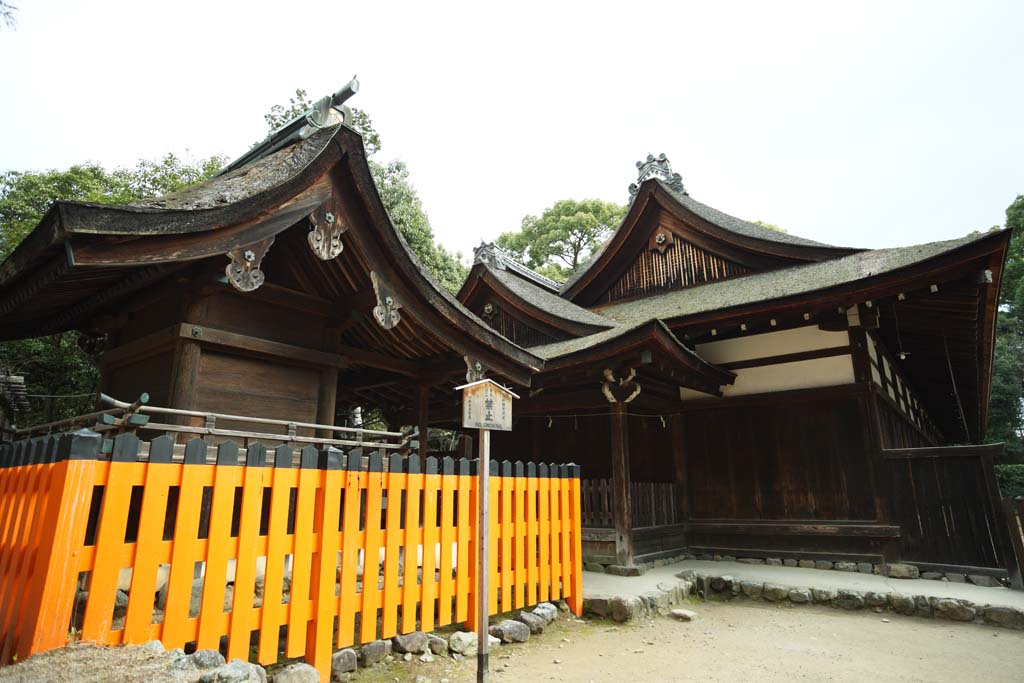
[478,300,562,348]
[606,230,750,303]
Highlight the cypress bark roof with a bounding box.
[489,269,615,330]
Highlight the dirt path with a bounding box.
[365,601,1024,683]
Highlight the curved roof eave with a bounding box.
[561,179,861,300]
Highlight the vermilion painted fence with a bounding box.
[0,430,583,680]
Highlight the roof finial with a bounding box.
[629,152,687,200]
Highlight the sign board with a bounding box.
[456,379,517,431]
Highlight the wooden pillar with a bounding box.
[670,414,689,527]
[316,368,339,440]
[609,402,634,566]
[417,384,430,459]
[167,296,208,441]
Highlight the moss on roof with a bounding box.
[533,232,992,359]
[596,233,989,326]
[491,269,615,330]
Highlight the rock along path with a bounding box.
[584,559,1024,610]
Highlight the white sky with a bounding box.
[1,0,1022,261]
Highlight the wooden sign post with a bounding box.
[455,378,518,683]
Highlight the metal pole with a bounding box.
[476,428,490,683]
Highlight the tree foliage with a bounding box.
[986,194,1024,461]
[0,156,223,426]
[0,2,16,29]
[496,199,626,282]
[262,86,463,292]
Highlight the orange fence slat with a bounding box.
[420,461,440,633]
[0,430,585,672]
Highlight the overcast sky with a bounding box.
[1,0,1022,261]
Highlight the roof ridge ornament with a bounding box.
[472,242,561,291]
[629,153,687,200]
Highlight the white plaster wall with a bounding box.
[694,325,850,365]
[679,325,855,399]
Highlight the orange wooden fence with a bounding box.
[0,430,583,680]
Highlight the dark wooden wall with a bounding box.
[681,388,876,521]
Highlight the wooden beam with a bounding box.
[180,325,349,370]
[335,343,419,376]
[417,384,430,459]
[881,444,1005,460]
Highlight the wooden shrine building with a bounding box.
[0,94,1018,582]
[458,155,1016,581]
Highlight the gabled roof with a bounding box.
[561,176,860,304]
[0,122,544,385]
[595,231,1002,327]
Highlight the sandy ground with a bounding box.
[4,600,1023,683]
[363,600,1024,683]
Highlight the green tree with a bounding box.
[986,195,1024,461]
[263,87,465,292]
[0,156,224,426]
[0,2,16,29]
[496,199,627,282]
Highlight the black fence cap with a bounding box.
[149,435,175,464]
[247,442,270,467]
[183,438,208,465]
[216,441,241,466]
[274,444,294,468]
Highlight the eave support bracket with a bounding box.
[602,367,642,404]
[464,356,486,383]
[308,202,347,260]
[226,237,274,292]
[371,271,402,330]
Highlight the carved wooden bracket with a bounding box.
[649,229,674,254]
[307,202,347,260]
[602,367,642,404]
[482,302,496,319]
[464,355,486,383]
[226,237,274,292]
[371,271,402,330]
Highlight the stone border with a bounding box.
[581,570,1023,630]
[586,551,1008,589]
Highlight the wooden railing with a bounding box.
[10,393,411,453]
[1006,497,1024,589]
[0,430,583,679]
[581,479,678,529]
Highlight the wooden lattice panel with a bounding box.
[607,236,750,302]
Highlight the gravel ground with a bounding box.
[4,600,1022,683]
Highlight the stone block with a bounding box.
[584,597,611,618]
[426,634,448,655]
[765,558,783,566]
[517,610,546,634]
[762,584,789,602]
[834,562,858,572]
[490,619,530,643]
[857,562,873,574]
[670,608,698,621]
[199,659,265,683]
[889,593,915,615]
[191,650,227,670]
[832,590,865,610]
[814,560,833,570]
[967,574,1001,588]
[331,648,357,676]
[606,564,644,577]
[811,588,837,603]
[358,640,390,667]
[610,595,646,622]
[982,606,1024,629]
[533,602,558,623]
[783,559,799,567]
[914,595,933,617]
[642,590,671,612]
[584,562,606,573]
[788,588,812,603]
[272,662,319,683]
[737,558,765,565]
[945,573,967,583]
[740,581,763,599]
[863,592,887,607]
[921,571,943,580]
[392,631,428,655]
[448,631,478,656]
[932,598,976,622]
[798,560,816,569]
[881,563,919,580]
[709,576,732,593]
